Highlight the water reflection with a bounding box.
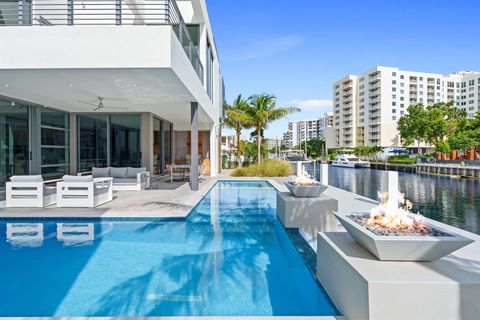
[57,223,95,247]
[6,223,44,248]
[322,166,480,235]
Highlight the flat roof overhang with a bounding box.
[0,26,217,130]
[0,68,213,130]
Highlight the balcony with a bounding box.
[0,0,204,81]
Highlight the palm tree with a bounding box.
[243,94,300,163]
[223,95,251,166]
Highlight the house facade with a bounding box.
[0,0,223,191]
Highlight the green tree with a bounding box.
[242,94,300,163]
[397,104,428,152]
[296,138,325,158]
[223,95,252,166]
[424,101,467,152]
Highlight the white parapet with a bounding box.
[317,231,480,320]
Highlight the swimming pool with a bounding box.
[0,180,339,317]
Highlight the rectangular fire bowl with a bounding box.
[334,212,474,261]
[284,181,327,197]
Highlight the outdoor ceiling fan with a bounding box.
[78,97,128,111]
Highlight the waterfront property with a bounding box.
[328,66,480,150]
[0,0,224,193]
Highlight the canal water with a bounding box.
[315,166,480,235]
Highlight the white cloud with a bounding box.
[224,35,303,62]
[288,99,333,111]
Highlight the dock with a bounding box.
[416,163,480,178]
[369,162,416,172]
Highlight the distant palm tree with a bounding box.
[223,95,251,166]
[243,94,300,163]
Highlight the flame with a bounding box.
[290,168,320,186]
[367,192,428,233]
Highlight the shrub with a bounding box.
[388,155,416,165]
[231,159,292,177]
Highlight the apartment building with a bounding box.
[282,113,333,149]
[328,66,480,149]
[265,137,283,150]
[0,0,223,191]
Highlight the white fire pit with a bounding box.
[335,212,473,261]
[284,176,327,197]
[334,191,474,261]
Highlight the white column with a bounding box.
[381,171,399,209]
[190,102,199,191]
[320,164,329,185]
[209,123,218,177]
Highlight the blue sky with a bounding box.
[206,0,480,138]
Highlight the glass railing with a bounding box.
[0,0,204,82]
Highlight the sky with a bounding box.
[206,0,480,139]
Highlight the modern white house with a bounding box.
[0,0,224,191]
[328,66,480,150]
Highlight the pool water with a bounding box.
[0,180,339,317]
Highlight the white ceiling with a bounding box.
[0,68,214,130]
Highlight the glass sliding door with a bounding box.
[41,109,70,180]
[0,100,29,188]
[110,114,141,167]
[77,114,108,172]
[164,122,172,166]
[153,118,162,175]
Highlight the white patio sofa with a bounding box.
[6,175,56,208]
[57,175,113,208]
[79,167,149,191]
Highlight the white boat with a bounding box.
[332,153,371,168]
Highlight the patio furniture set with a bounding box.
[5,164,201,208]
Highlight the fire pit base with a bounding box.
[317,232,480,320]
[334,212,473,261]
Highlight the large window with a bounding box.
[77,114,108,172]
[0,100,29,188]
[206,40,214,100]
[78,114,141,171]
[110,114,141,168]
[41,109,69,180]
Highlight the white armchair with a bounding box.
[6,175,56,208]
[57,175,113,208]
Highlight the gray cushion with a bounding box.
[63,175,94,182]
[92,167,110,178]
[110,167,127,178]
[10,175,43,182]
[112,178,137,185]
[126,167,146,178]
[43,186,57,195]
[94,186,110,196]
